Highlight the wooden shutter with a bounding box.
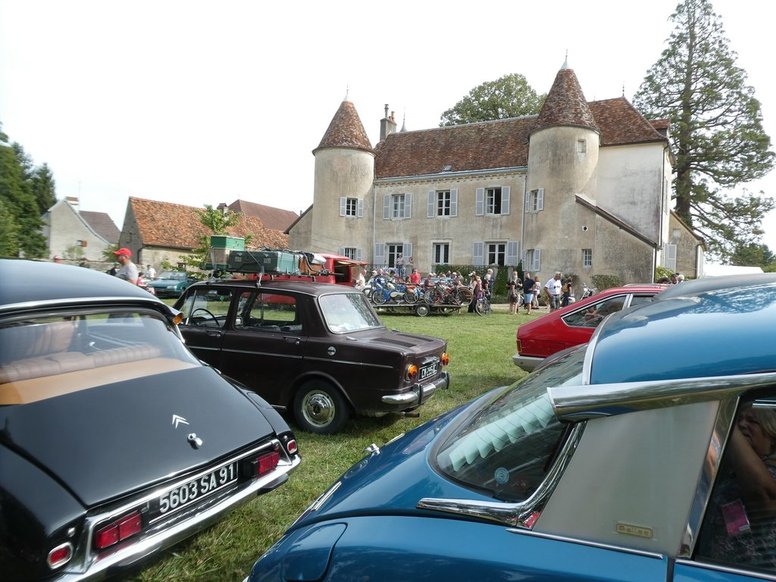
[450,189,458,216]
[502,186,511,215]
[507,241,519,265]
[537,188,544,211]
[374,242,385,264]
[473,241,485,266]
[404,243,412,261]
[339,197,347,217]
[427,191,435,218]
[475,188,485,216]
[532,249,542,272]
[404,193,412,219]
[357,199,364,218]
[383,194,391,219]
[356,248,363,261]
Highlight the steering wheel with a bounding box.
[191,308,217,326]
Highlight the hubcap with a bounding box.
[302,391,335,427]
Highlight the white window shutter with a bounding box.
[404,192,412,219]
[533,249,542,272]
[356,248,363,261]
[404,243,412,261]
[537,188,544,211]
[374,243,385,263]
[339,197,347,217]
[338,247,345,256]
[450,189,458,216]
[475,188,485,216]
[502,186,510,215]
[525,191,532,212]
[383,195,391,219]
[507,241,519,265]
[427,191,435,218]
[357,199,364,218]
[473,241,485,266]
[666,244,677,271]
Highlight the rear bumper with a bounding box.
[381,371,450,407]
[512,353,543,372]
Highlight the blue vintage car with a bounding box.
[246,274,776,581]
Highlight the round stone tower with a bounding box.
[310,100,374,254]
[524,62,600,278]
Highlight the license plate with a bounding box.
[152,461,239,520]
[419,362,438,380]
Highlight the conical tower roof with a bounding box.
[534,64,598,133]
[314,100,373,154]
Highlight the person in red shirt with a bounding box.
[409,268,421,285]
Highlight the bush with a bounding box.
[591,274,623,291]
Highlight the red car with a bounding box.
[513,284,666,371]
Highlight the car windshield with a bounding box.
[319,292,382,333]
[0,308,200,405]
[435,346,585,501]
[158,271,187,281]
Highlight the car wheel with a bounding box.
[415,303,430,317]
[293,381,350,434]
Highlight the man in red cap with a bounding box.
[113,247,138,285]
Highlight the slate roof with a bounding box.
[228,199,299,231]
[314,100,373,154]
[129,197,288,250]
[80,211,120,243]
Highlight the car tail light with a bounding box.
[257,450,280,476]
[94,511,142,550]
[440,353,449,366]
[406,364,418,381]
[47,542,73,569]
[285,438,298,455]
[516,338,523,353]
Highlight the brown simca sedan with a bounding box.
[175,279,450,434]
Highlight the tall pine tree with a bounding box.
[633,0,775,259]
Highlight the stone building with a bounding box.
[42,196,119,262]
[288,62,705,286]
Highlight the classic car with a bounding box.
[0,259,300,580]
[147,270,197,298]
[246,273,776,581]
[513,283,665,371]
[174,278,450,434]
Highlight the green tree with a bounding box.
[633,0,775,260]
[729,242,775,269]
[0,123,50,258]
[440,73,545,126]
[31,163,57,213]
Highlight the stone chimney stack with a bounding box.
[379,104,398,141]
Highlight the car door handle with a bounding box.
[205,330,223,337]
[284,336,301,345]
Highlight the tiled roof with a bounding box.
[589,98,666,145]
[534,67,598,132]
[129,197,288,250]
[314,101,373,154]
[80,211,120,243]
[228,199,299,231]
[375,99,667,179]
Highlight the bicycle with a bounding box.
[475,291,491,316]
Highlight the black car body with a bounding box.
[174,278,450,434]
[0,260,300,580]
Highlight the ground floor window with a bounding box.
[582,248,592,268]
[487,242,506,266]
[433,242,450,265]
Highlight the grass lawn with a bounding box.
[135,306,539,581]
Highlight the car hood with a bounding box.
[0,367,274,507]
[291,402,488,531]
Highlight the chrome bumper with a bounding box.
[381,371,450,406]
[512,353,543,372]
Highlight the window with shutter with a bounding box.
[427,191,435,218]
[473,241,485,266]
[507,241,519,265]
[475,188,485,216]
[450,189,458,217]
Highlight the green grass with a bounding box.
[135,306,538,581]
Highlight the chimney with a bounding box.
[66,196,79,209]
[379,104,398,141]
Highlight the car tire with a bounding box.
[293,381,350,434]
[415,303,430,317]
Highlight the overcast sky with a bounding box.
[1,0,774,254]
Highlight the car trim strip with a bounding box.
[505,527,666,560]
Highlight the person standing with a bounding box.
[113,248,138,285]
[506,271,522,315]
[146,264,157,279]
[522,272,536,315]
[544,272,563,312]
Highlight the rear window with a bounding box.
[319,292,382,333]
[0,309,199,404]
[434,347,585,501]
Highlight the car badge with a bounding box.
[187,433,204,449]
[171,414,190,429]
